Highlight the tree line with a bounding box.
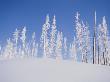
[0,12,110,66]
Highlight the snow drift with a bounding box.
[0,58,110,82]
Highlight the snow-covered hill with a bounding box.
[0,58,110,82]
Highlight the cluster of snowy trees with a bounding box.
[0,12,110,66]
[0,27,38,59]
[75,12,110,65]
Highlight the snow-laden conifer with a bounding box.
[55,31,63,60]
[98,16,109,65]
[63,37,67,59]
[3,38,14,59]
[49,15,57,58]
[31,32,38,57]
[75,12,83,62]
[40,14,50,58]
[13,28,19,57]
[13,28,19,45]
[82,21,91,63]
[69,36,77,61]
[20,27,27,57]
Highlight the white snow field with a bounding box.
[0,58,110,82]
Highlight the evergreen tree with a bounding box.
[49,15,57,58]
[13,28,19,57]
[13,28,19,45]
[3,38,14,59]
[63,37,67,59]
[40,14,50,58]
[20,27,27,58]
[98,17,109,65]
[82,21,91,63]
[55,31,63,60]
[70,37,77,61]
[98,24,103,64]
[31,32,38,57]
[75,12,83,62]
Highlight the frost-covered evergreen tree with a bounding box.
[82,22,91,63]
[0,45,5,58]
[97,24,102,64]
[13,28,19,45]
[13,28,19,57]
[63,37,67,59]
[98,16,109,65]
[31,32,38,57]
[20,27,26,48]
[102,16,109,65]
[55,31,63,60]
[49,15,57,58]
[69,37,77,61]
[20,27,27,57]
[69,43,72,59]
[3,38,14,59]
[75,12,83,62]
[40,14,50,58]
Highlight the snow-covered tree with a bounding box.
[31,32,38,57]
[75,12,91,63]
[97,24,102,64]
[13,28,19,57]
[69,37,77,62]
[102,16,109,65]
[82,21,91,63]
[55,31,63,60]
[20,27,26,48]
[3,38,14,59]
[34,43,38,57]
[69,43,72,59]
[40,14,50,58]
[63,37,67,59]
[98,16,109,65]
[13,28,19,45]
[49,15,57,58]
[20,27,27,57]
[75,12,83,62]
[31,32,36,56]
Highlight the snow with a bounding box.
[0,58,110,82]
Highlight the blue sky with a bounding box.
[0,0,110,44]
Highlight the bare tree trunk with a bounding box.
[103,52,105,65]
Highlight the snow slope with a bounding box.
[0,58,110,82]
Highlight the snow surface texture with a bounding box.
[0,58,110,82]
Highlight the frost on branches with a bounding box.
[0,12,110,66]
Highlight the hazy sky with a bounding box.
[0,0,110,44]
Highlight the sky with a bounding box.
[0,0,110,44]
